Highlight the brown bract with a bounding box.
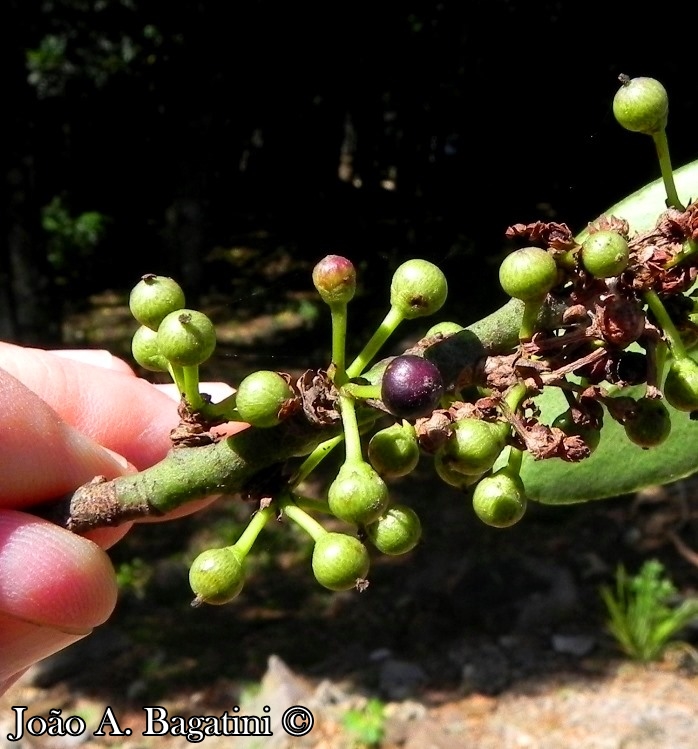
[297,369,341,425]
[482,353,521,391]
[415,409,453,453]
[170,397,223,447]
[587,215,630,239]
[628,203,698,293]
[505,220,578,251]
[511,418,591,462]
[594,295,646,348]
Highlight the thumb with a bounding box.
[0,510,118,689]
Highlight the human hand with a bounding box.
[0,342,239,693]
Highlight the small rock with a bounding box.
[378,658,427,701]
[237,655,314,749]
[368,647,393,662]
[382,700,428,746]
[383,699,427,722]
[453,643,510,695]
[310,679,352,709]
[551,633,596,657]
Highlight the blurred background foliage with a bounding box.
[4,0,697,355]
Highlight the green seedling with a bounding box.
[600,559,698,662]
[341,699,386,749]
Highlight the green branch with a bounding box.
[53,301,524,534]
[50,161,698,532]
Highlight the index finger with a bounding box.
[0,342,179,469]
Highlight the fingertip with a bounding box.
[0,511,118,630]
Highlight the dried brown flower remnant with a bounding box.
[505,221,578,251]
[686,201,698,240]
[297,369,340,425]
[415,410,453,453]
[626,204,698,294]
[587,215,630,239]
[510,418,591,463]
[482,353,521,391]
[595,295,646,347]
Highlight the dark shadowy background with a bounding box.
[4,1,697,353]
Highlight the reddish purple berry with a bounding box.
[312,255,357,305]
[381,354,444,420]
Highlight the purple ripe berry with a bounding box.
[381,354,444,420]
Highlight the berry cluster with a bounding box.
[125,76,698,605]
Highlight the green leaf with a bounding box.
[521,159,698,504]
[521,379,698,504]
[579,159,698,238]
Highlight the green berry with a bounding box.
[425,321,464,337]
[472,469,527,528]
[390,259,448,319]
[312,532,370,591]
[613,76,668,135]
[623,398,671,448]
[131,324,169,372]
[156,309,216,367]
[434,452,483,489]
[189,547,246,605]
[235,370,295,428]
[663,358,698,412]
[499,247,558,301]
[551,410,602,454]
[129,274,186,331]
[312,255,357,305]
[368,422,420,478]
[328,462,390,525]
[436,418,505,476]
[581,231,630,278]
[366,504,422,556]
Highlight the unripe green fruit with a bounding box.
[623,398,671,448]
[131,324,169,372]
[156,309,216,367]
[434,452,483,489]
[312,255,357,305]
[663,358,698,412]
[129,274,186,331]
[499,247,558,301]
[235,370,294,428]
[472,469,527,528]
[390,259,448,319]
[312,532,370,591]
[368,422,420,478]
[425,321,464,337]
[581,231,630,278]
[551,410,602,454]
[366,504,422,555]
[328,462,390,525]
[613,76,668,135]
[189,547,246,605]
[437,418,505,476]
